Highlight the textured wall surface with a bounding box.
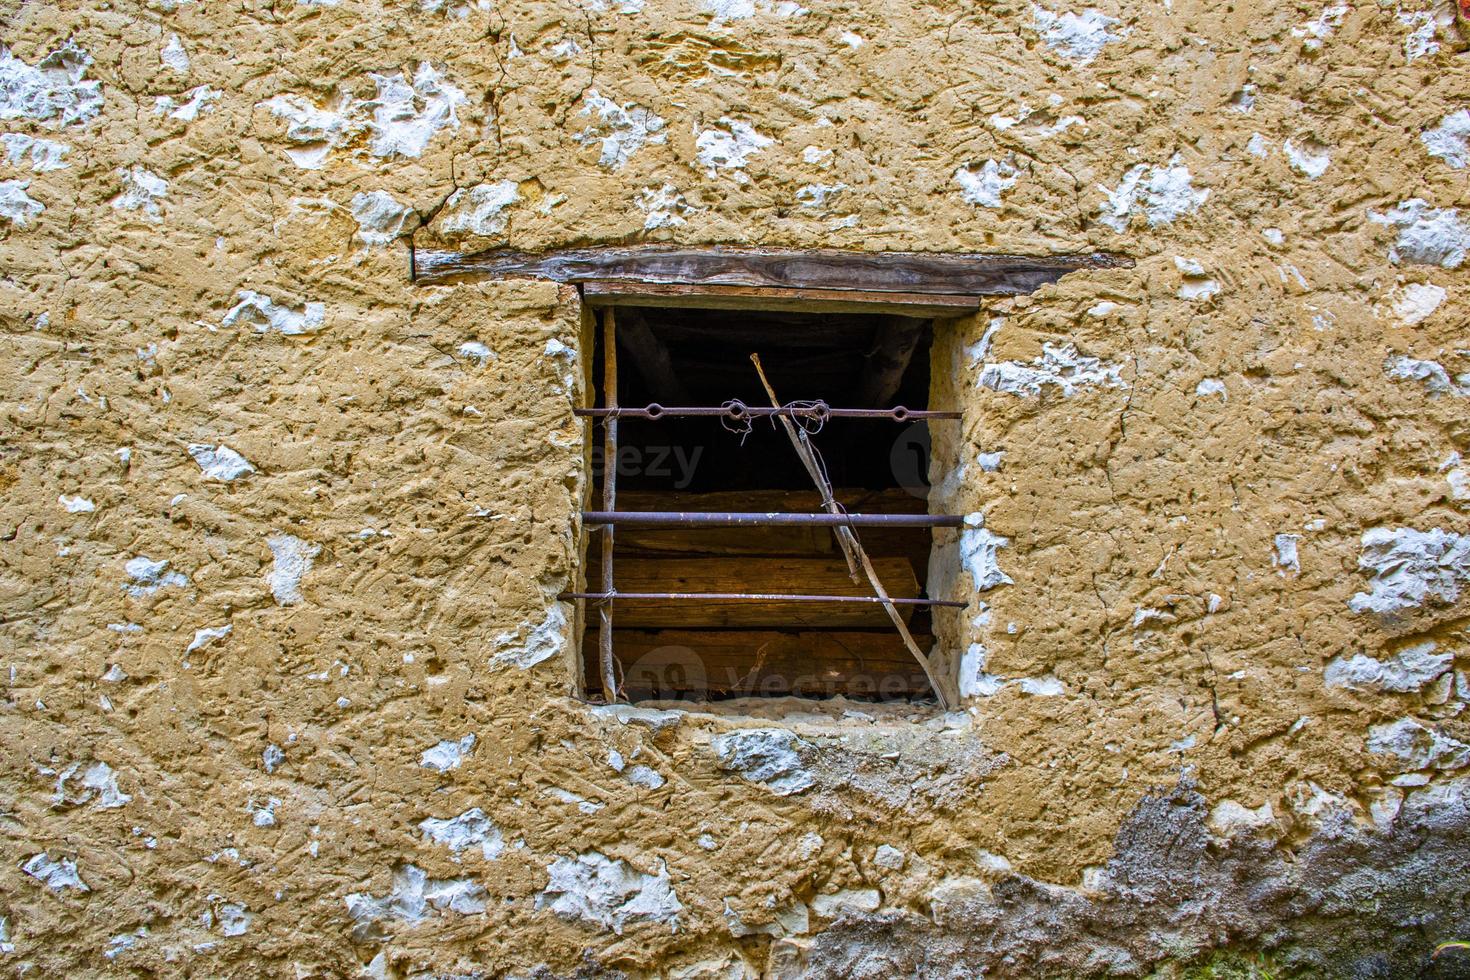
[2,0,1469,976]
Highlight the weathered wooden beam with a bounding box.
[586,629,936,700]
[602,556,920,628]
[412,243,1131,295]
[583,282,979,317]
[615,309,691,404]
[856,316,926,407]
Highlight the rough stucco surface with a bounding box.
[2,0,1469,976]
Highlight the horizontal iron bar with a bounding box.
[561,591,967,608]
[583,511,963,527]
[574,401,959,421]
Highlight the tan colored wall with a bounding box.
[2,0,1469,975]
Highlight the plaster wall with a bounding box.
[2,0,1469,975]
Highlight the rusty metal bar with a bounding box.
[583,511,963,528]
[561,591,967,608]
[598,308,619,701]
[574,401,959,421]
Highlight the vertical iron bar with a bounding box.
[599,307,619,701]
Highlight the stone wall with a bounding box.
[2,0,1469,975]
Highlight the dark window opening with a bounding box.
[580,303,949,704]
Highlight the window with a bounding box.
[574,296,964,705]
[411,242,1128,707]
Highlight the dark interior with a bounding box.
[584,304,940,703]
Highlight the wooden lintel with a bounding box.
[583,281,980,317]
[411,243,1132,295]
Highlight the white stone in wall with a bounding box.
[537,851,682,934]
[153,85,219,123]
[0,133,68,171]
[0,42,104,127]
[1347,527,1470,619]
[222,290,327,335]
[111,168,168,220]
[186,624,232,653]
[624,765,665,790]
[874,844,905,870]
[420,734,476,771]
[1423,109,1470,169]
[703,0,805,27]
[954,160,1018,209]
[189,443,255,481]
[53,761,132,809]
[978,342,1127,398]
[1175,256,1220,300]
[1324,642,1453,693]
[0,179,43,228]
[212,901,251,937]
[261,93,356,169]
[709,729,813,795]
[959,514,1013,592]
[1097,155,1207,230]
[161,35,190,74]
[802,145,834,167]
[103,930,144,960]
[1290,4,1347,51]
[637,183,695,230]
[1273,534,1301,576]
[420,0,493,17]
[694,119,774,179]
[1367,717,1470,771]
[1384,355,1468,398]
[959,644,1002,697]
[248,797,279,827]
[492,599,568,669]
[345,865,487,933]
[22,854,88,892]
[1399,9,1446,62]
[1378,281,1446,325]
[1207,800,1276,838]
[1228,84,1256,113]
[795,182,848,209]
[1196,378,1227,399]
[58,494,95,512]
[575,89,667,170]
[457,340,494,364]
[350,190,412,247]
[124,556,188,596]
[419,808,504,860]
[265,533,319,605]
[263,64,464,167]
[1368,199,1470,268]
[1031,6,1125,63]
[811,889,881,918]
[1284,138,1331,179]
[364,64,466,158]
[439,181,519,237]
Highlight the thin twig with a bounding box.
[748,353,953,709]
[750,355,860,580]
